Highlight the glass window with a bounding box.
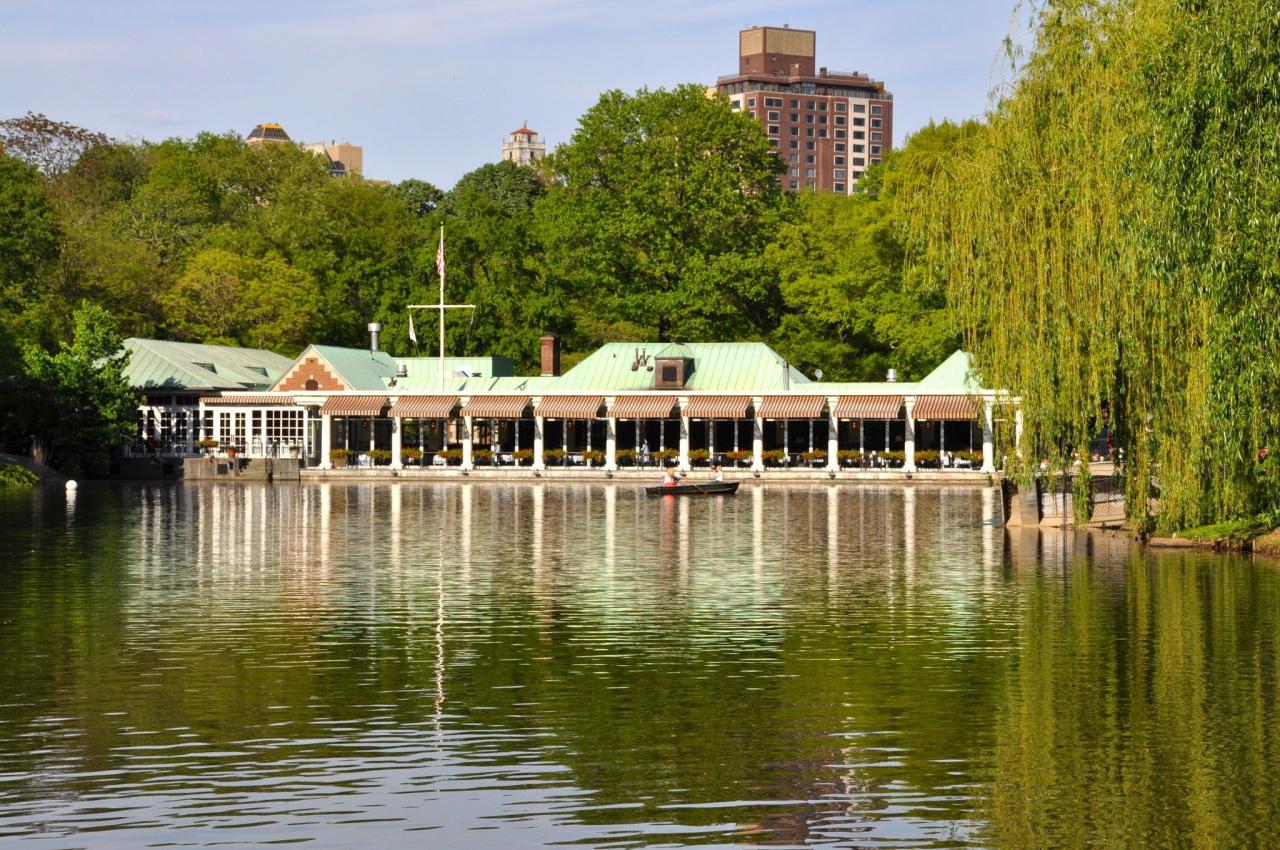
[790,126,799,136]
[819,129,827,138]
[806,154,815,164]
[789,180,799,189]
[819,115,827,124]
[768,111,779,121]
[768,139,778,147]
[834,182,846,192]
[871,118,882,128]
[835,169,846,179]
[818,102,827,111]
[747,98,755,108]
[790,99,799,108]
[853,103,866,113]
[853,144,865,153]
[835,102,846,112]
[765,96,784,107]
[768,125,779,135]
[854,117,866,126]
[835,115,846,125]
[805,114,814,124]
[806,167,815,177]
[805,128,814,137]
[853,157,866,166]
[871,104,883,114]
[790,140,799,149]
[871,157,881,165]
[806,141,816,150]
[789,167,799,176]
[789,153,799,163]
[835,143,846,152]
[854,131,866,140]
[806,100,815,109]
[790,113,799,122]
[834,156,845,165]
[730,99,740,109]
[835,129,846,139]
[871,131,882,141]
[871,145,881,154]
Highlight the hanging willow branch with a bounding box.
[913,0,1280,532]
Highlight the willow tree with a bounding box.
[920,0,1280,532]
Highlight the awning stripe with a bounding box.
[610,396,678,419]
[318,396,389,416]
[535,396,604,419]
[912,395,979,421]
[460,395,530,418]
[388,395,457,418]
[199,394,294,406]
[835,395,903,419]
[758,395,827,419]
[684,396,751,419]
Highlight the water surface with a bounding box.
[0,482,1276,849]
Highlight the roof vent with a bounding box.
[368,322,382,352]
[395,364,408,378]
[886,368,898,382]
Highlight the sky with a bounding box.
[0,0,1020,188]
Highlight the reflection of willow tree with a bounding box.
[987,548,1280,849]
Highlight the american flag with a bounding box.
[436,230,445,280]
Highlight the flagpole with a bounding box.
[438,225,446,387]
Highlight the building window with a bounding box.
[790,140,799,149]
[854,117,866,126]
[835,115,846,126]
[768,125,779,135]
[871,132,882,141]
[789,153,799,163]
[853,157,866,166]
[767,111,779,121]
[853,103,866,112]
[834,182,846,192]
[747,98,755,107]
[790,127,799,136]
[789,180,799,189]
[768,139,778,147]
[871,104,883,114]
[805,114,814,124]
[871,118,882,128]
[806,168,815,177]
[819,129,827,138]
[871,158,882,165]
[871,144,881,154]
[790,99,799,108]
[834,156,845,165]
[805,128,814,137]
[730,99,741,109]
[834,169,846,179]
[819,115,827,124]
[853,144,865,153]
[765,96,783,107]
[835,102,846,112]
[835,143,846,152]
[806,100,815,109]
[818,102,827,111]
[789,167,799,176]
[806,141,816,150]
[806,181,815,189]
[790,112,799,122]
[835,129,846,139]
[855,131,866,140]
[806,154,815,164]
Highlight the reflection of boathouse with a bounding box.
[123,333,1016,475]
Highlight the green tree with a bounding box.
[539,84,785,345]
[19,302,136,473]
[390,178,445,217]
[0,155,62,370]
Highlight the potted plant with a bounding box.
[837,450,861,467]
[401,447,422,466]
[654,448,678,466]
[437,448,463,466]
[688,448,710,466]
[724,450,751,467]
[329,448,348,465]
[473,449,493,466]
[543,448,566,465]
[513,448,534,466]
[580,449,604,466]
[616,448,637,466]
[915,450,940,468]
[761,449,785,467]
[801,449,827,466]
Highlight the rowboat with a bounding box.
[643,481,740,496]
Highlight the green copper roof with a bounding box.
[652,342,695,360]
[551,342,809,392]
[122,338,294,391]
[913,350,982,393]
[391,357,515,391]
[302,345,399,390]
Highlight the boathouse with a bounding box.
[121,334,1016,475]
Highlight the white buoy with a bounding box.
[65,480,78,490]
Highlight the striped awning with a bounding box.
[318,395,389,416]
[460,395,530,418]
[611,396,678,419]
[913,395,979,421]
[535,396,604,419]
[388,395,457,419]
[758,395,827,419]
[684,396,751,419]
[199,394,294,406]
[835,395,903,419]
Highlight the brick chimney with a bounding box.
[540,332,561,377]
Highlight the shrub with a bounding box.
[580,449,604,465]
[513,449,534,465]
[688,448,710,465]
[915,450,940,467]
[837,450,862,465]
[543,448,566,464]
[437,448,463,465]
[473,449,493,464]
[880,451,906,466]
[956,450,983,465]
[616,448,637,466]
[329,449,348,463]
[654,448,678,465]
[369,449,393,465]
[725,450,751,465]
[400,448,423,464]
[0,465,39,489]
[801,449,827,463]
[761,449,785,466]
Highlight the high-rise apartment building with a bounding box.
[502,124,546,167]
[715,26,893,193]
[245,123,364,177]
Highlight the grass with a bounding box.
[1173,512,1280,544]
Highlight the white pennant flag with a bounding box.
[408,312,417,344]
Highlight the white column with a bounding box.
[826,400,839,472]
[368,416,376,454]
[981,399,995,473]
[751,399,764,472]
[390,416,403,470]
[904,397,917,473]
[533,414,546,470]
[678,399,691,471]
[461,415,474,470]
[319,414,332,469]
[605,414,618,471]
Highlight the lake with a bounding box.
[0,482,1276,849]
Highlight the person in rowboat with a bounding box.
[662,467,678,487]
[712,464,724,483]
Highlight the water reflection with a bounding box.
[0,483,1276,848]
